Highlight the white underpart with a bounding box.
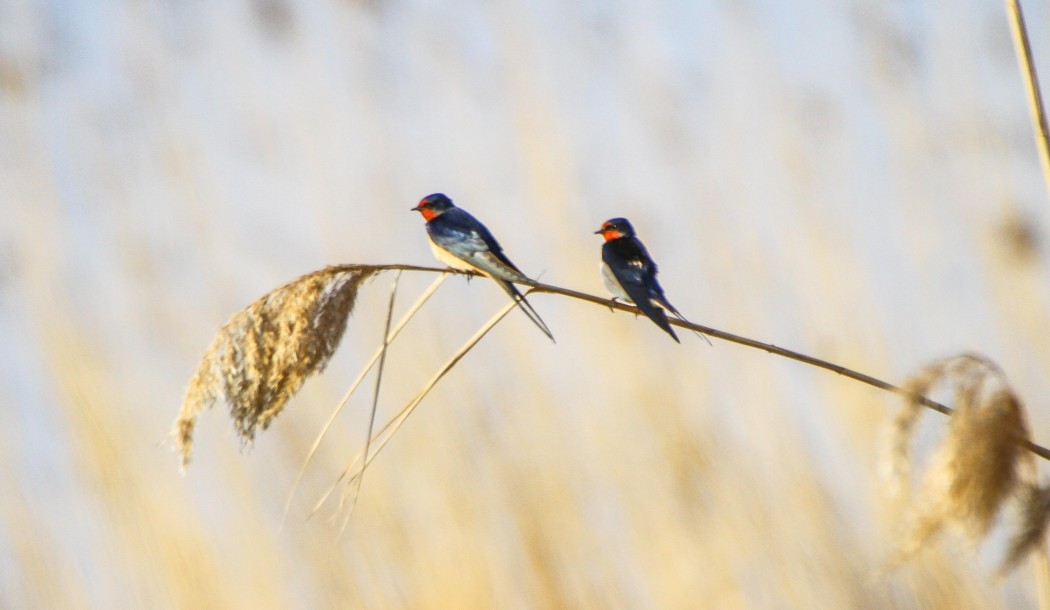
[600,262,632,302]
[430,239,480,273]
[600,261,671,310]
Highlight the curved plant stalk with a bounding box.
[280,273,447,526]
[338,271,400,527]
[176,263,1050,470]
[311,299,518,525]
[320,265,1050,462]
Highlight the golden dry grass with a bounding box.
[4,0,1050,608]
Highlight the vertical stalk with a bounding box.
[1006,3,1050,603]
[1035,548,1050,610]
[1006,0,1050,200]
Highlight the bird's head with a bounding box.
[411,193,455,221]
[594,217,635,241]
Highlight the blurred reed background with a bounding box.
[2,0,1050,607]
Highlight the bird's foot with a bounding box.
[456,269,479,282]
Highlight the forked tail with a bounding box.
[496,280,556,343]
[655,296,712,346]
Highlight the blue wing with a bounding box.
[602,238,678,342]
[427,208,525,279]
[426,208,552,340]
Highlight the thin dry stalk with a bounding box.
[172,265,378,467]
[1006,0,1050,199]
[281,273,447,524]
[338,272,400,524]
[176,263,1050,471]
[311,299,518,524]
[1036,550,1050,610]
[1033,550,1050,608]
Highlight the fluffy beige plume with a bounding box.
[172,265,379,467]
[889,354,1039,572]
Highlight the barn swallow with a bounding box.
[595,217,710,344]
[412,193,555,342]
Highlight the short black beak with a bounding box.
[410,206,420,211]
[593,229,604,234]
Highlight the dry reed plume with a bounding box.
[888,354,1050,574]
[173,265,378,467]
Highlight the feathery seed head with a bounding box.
[172,265,378,467]
[888,354,1035,571]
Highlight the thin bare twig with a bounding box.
[335,271,400,530]
[319,263,1050,463]
[280,273,447,526]
[312,297,518,521]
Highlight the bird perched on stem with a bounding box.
[411,193,555,342]
[595,217,710,345]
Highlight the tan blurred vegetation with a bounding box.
[2,0,1050,608]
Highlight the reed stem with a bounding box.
[326,263,1050,462]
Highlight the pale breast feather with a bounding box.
[600,261,632,301]
[429,239,478,272]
